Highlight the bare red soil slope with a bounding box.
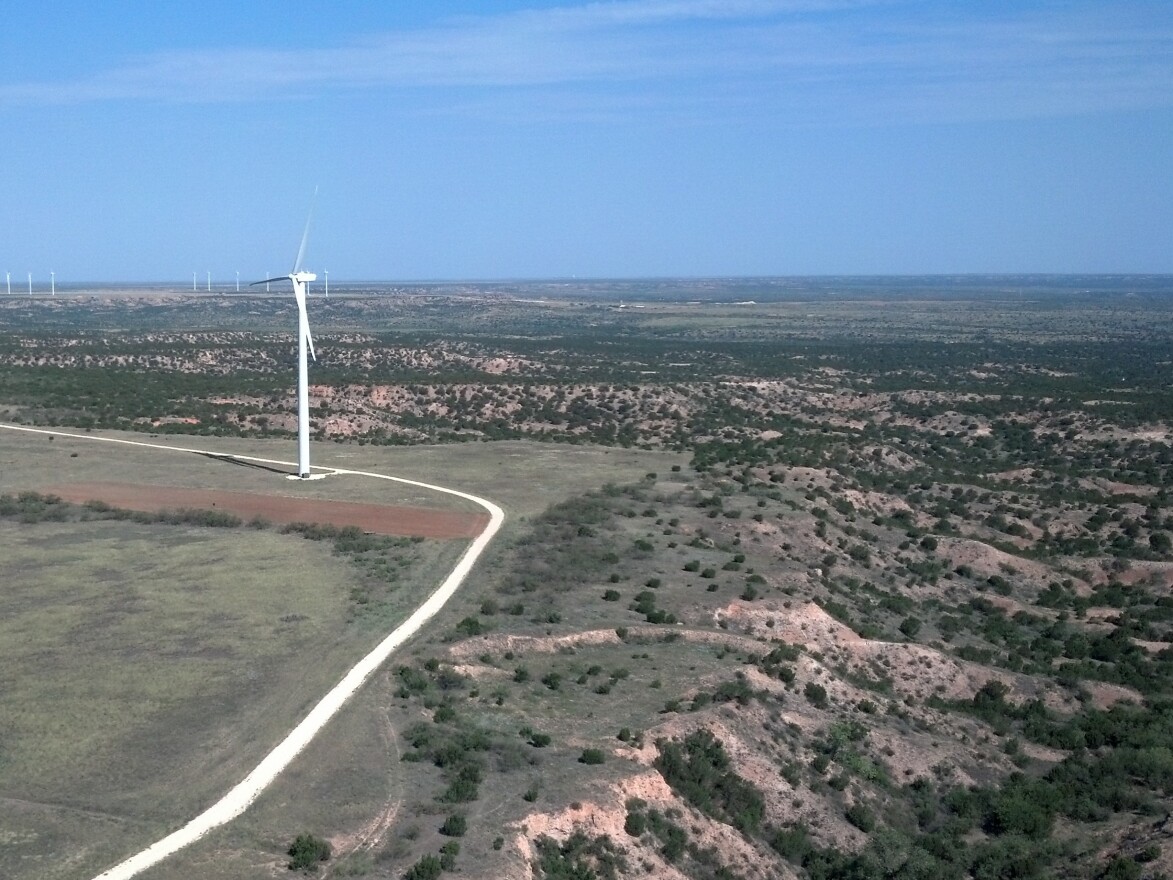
[45,481,487,539]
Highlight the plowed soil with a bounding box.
[45,481,488,539]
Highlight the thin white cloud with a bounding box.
[1,0,1170,124]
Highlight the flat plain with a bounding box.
[1,276,1171,880]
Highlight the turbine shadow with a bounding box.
[194,451,294,477]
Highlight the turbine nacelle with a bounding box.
[292,271,317,284]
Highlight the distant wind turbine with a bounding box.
[324,269,329,298]
[236,271,240,292]
[5,272,10,295]
[252,191,321,480]
[27,272,31,295]
[193,271,197,292]
[206,271,211,292]
[50,271,55,296]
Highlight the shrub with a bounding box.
[579,748,606,765]
[804,682,828,708]
[287,833,330,871]
[440,776,479,803]
[845,802,875,832]
[654,730,765,835]
[455,616,487,636]
[402,854,442,880]
[534,832,626,880]
[439,814,467,837]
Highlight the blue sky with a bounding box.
[1,0,1170,283]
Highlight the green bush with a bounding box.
[654,730,765,835]
[287,833,331,872]
[845,803,875,832]
[402,854,442,880]
[804,682,828,708]
[579,748,606,765]
[534,831,626,880]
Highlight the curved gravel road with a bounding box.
[0,425,505,880]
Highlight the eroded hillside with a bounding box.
[0,280,1170,879]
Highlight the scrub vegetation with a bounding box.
[0,276,1170,880]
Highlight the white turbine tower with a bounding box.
[193,271,197,291]
[253,195,321,480]
[206,271,211,292]
[5,272,10,295]
[236,270,240,292]
[50,271,55,296]
[324,269,329,298]
[27,272,31,295]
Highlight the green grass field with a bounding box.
[0,427,681,880]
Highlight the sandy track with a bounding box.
[45,480,488,539]
[0,424,505,880]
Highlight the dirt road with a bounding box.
[0,424,505,880]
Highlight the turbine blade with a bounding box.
[306,326,317,362]
[292,186,318,274]
[250,276,289,286]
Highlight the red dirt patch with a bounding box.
[45,481,487,540]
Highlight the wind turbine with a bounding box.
[253,194,320,480]
[206,271,211,292]
[5,272,10,295]
[27,272,31,295]
[324,269,329,298]
[236,270,240,292]
[50,271,55,296]
[193,271,197,291]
